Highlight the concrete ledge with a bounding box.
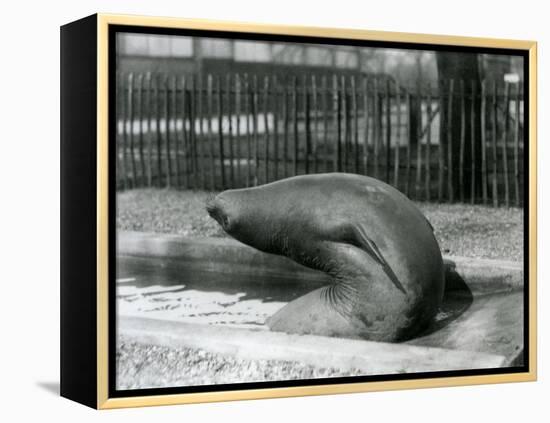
[120,316,506,374]
[118,231,523,292]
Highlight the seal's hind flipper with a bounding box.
[342,224,407,295]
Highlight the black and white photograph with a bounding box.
[112,26,527,393]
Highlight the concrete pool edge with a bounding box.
[117,231,524,291]
[119,315,506,376]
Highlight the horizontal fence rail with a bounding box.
[115,71,525,207]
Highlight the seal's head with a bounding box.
[205,192,237,233]
[206,190,268,248]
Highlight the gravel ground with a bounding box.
[117,189,523,261]
[117,335,363,389]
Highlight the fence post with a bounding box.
[272,75,280,181]
[128,72,137,188]
[394,83,401,189]
[206,74,215,190]
[351,75,359,174]
[311,75,319,173]
[304,75,311,175]
[415,85,423,200]
[137,73,146,187]
[196,75,206,190]
[491,80,498,207]
[333,75,341,172]
[283,76,289,178]
[226,74,235,189]
[235,74,242,186]
[292,76,299,176]
[172,75,180,188]
[459,79,466,203]
[252,75,259,186]
[502,81,510,207]
[322,76,329,172]
[425,82,432,201]
[189,75,198,190]
[217,75,226,189]
[118,72,128,190]
[263,75,271,183]
[180,75,189,189]
[470,80,477,204]
[405,91,412,197]
[385,79,391,183]
[363,76,369,176]
[514,83,521,206]
[373,77,379,179]
[447,79,455,202]
[480,79,488,205]
[244,74,252,187]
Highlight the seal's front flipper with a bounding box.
[266,287,364,339]
[341,224,407,295]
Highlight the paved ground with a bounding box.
[117,334,364,390]
[117,189,524,261]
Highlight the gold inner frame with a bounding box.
[96,13,537,409]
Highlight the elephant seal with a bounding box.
[206,173,444,342]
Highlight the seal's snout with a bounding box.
[205,193,231,231]
[205,193,217,217]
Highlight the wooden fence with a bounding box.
[116,71,524,206]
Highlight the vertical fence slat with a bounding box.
[394,84,401,188]
[172,75,180,188]
[363,76,369,176]
[206,75,215,190]
[373,78,379,179]
[514,83,521,206]
[137,73,145,187]
[253,75,259,186]
[245,74,252,187]
[312,75,319,173]
[415,87,423,200]
[459,79,466,203]
[425,83,432,201]
[180,75,189,189]
[491,81,498,207]
[196,75,206,189]
[385,79,391,183]
[273,75,280,180]
[293,76,299,176]
[333,75,341,172]
[405,91,412,197]
[470,80,477,204]
[189,75,198,190]
[235,74,242,186]
[263,75,271,183]
[304,75,311,175]
[438,81,445,201]
[145,72,153,188]
[502,82,510,207]
[447,79,455,202]
[119,72,128,190]
[350,76,358,173]
[226,74,235,188]
[163,75,172,188]
[480,80,488,204]
[217,75,226,189]
[128,72,137,188]
[341,76,348,172]
[155,74,162,187]
[322,76,330,172]
[283,76,289,178]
